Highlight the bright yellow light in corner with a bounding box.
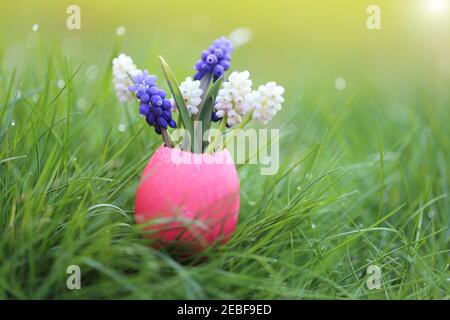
[426,0,449,15]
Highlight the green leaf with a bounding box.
[197,77,223,150]
[159,56,194,148]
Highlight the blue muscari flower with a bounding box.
[211,111,221,123]
[129,70,176,134]
[194,36,234,82]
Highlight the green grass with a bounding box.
[0,39,449,299]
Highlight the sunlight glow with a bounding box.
[426,0,448,15]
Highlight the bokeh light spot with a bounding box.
[116,26,126,36]
[426,0,448,15]
[335,78,346,90]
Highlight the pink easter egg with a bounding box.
[134,146,240,252]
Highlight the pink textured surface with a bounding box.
[135,146,240,250]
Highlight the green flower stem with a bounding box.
[206,116,227,154]
[161,128,172,148]
[194,73,212,121]
[223,113,253,148]
[176,110,181,129]
[199,73,212,100]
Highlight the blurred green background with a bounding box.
[1,0,449,95]
[1,0,449,169]
[2,0,449,153]
[0,0,449,299]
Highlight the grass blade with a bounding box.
[198,77,223,132]
[159,55,194,150]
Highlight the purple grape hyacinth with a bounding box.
[129,70,176,134]
[194,36,234,82]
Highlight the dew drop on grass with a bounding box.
[86,65,99,81]
[11,120,15,126]
[76,98,87,109]
[57,80,65,88]
[247,200,257,206]
[32,24,39,31]
[118,123,126,132]
[311,223,316,229]
[335,78,346,90]
[116,26,126,36]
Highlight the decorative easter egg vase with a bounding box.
[135,146,240,252]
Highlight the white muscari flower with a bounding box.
[112,53,140,104]
[214,71,252,127]
[179,77,203,115]
[248,82,284,124]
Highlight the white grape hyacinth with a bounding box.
[214,71,253,127]
[248,82,285,124]
[112,53,140,104]
[179,77,203,115]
